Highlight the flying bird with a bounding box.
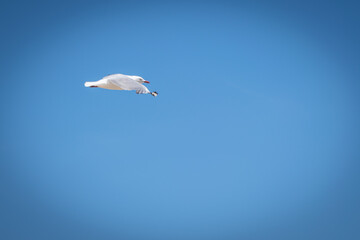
[84,73,158,97]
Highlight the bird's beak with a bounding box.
[144,80,150,84]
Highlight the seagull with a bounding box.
[84,73,158,97]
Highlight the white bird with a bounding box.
[84,73,158,97]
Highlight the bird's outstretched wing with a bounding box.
[135,85,151,94]
[106,74,150,94]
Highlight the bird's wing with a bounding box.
[107,75,150,94]
[135,85,151,94]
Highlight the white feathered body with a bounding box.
[85,74,150,94]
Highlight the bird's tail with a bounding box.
[84,82,96,87]
[150,91,158,97]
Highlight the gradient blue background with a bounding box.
[1,0,359,239]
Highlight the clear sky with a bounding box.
[1,0,359,239]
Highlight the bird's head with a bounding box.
[134,76,150,84]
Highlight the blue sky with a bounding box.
[1,0,360,239]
